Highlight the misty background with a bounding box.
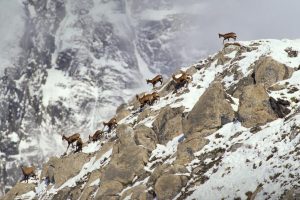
[0,0,299,76]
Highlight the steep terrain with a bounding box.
[0,0,203,194]
[3,39,300,200]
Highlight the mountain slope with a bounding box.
[3,39,300,200]
[0,0,206,194]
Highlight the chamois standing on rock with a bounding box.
[62,133,80,151]
[20,165,37,183]
[136,92,160,108]
[172,70,192,90]
[219,32,237,43]
[89,130,103,142]
[146,75,163,88]
[75,138,83,153]
[103,117,117,132]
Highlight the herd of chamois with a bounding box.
[19,32,237,183]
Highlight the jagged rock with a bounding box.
[175,134,208,165]
[216,51,231,65]
[183,82,235,134]
[154,174,186,200]
[52,186,82,200]
[115,103,131,122]
[152,106,185,144]
[269,97,291,118]
[254,56,294,88]
[0,183,35,200]
[134,124,158,151]
[238,84,277,128]
[116,124,136,147]
[95,180,123,200]
[229,75,255,98]
[40,153,90,187]
[120,185,149,200]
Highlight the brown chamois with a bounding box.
[62,133,80,151]
[136,92,160,108]
[103,117,117,131]
[20,165,37,183]
[146,75,163,88]
[172,70,192,84]
[75,137,83,153]
[89,130,103,142]
[218,32,237,43]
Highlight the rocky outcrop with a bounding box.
[238,84,277,127]
[269,97,291,118]
[0,183,35,200]
[253,56,294,87]
[183,82,235,135]
[134,124,158,151]
[154,174,185,200]
[152,106,185,144]
[40,153,90,187]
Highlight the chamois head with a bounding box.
[218,33,222,38]
[146,79,150,84]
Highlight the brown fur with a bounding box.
[146,75,163,88]
[103,117,117,131]
[172,70,192,84]
[62,133,80,150]
[136,92,160,108]
[75,138,83,153]
[20,165,36,183]
[218,32,237,43]
[89,130,103,142]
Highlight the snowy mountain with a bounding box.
[0,0,208,195]
[3,39,300,200]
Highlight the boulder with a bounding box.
[95,180,123,200]
[116,124,136,147]
[1,183,35,200]
[154,174,185,200]
[40,153,90,187]
[183,82,235,135]
[254,56,294,88]
[152,106,184,144]
[269,97,291,118]
[175,134,208,165]
[101,145,148,185]
[238,84,277,128]
[120,185,149,200]
[115,103,131,122]
[134,124,158,151]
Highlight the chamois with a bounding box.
[103,117,117,132]
[20,165,36,183]
[218,32,237,43]
[75,138,83,153]
[62,133,80,151]
[89,130,103,142]
[136,92,160,108]
[146,75,163,88]
[172,70,192,93]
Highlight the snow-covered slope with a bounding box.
[3,39,300,200]
[0,0,211,195]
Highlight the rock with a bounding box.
[152,106,184,144]
[134,124,158,151]
[52,186,81,200]
[40,153,90,187]
[183,82,235,135]
[95,180,123,200]
[238,84,277,128]
[269,97,291,118]
[229,75,255,98]
[115,103,131,121]
[101,145,148,185]
[154,174,185,200]
[120,185,149,200]
[254,56,294,88]
[116,124,136,147]
[175,134,208,165]
[1,183,35,200]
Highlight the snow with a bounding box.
[7,132,20,143]
[82,142,102,154]
[188,117,300,200]
[89,178,100,187]
[15,191,36,200]
[0,0,24,74]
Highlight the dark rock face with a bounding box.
[269,97,291,118]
